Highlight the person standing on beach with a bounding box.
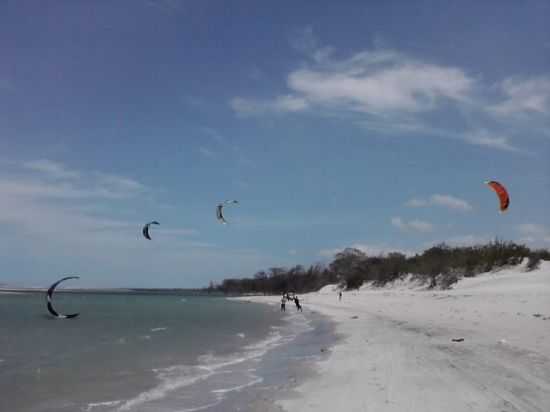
[280,295,286,312]
[338,291,342,301]
[294,296,302,312]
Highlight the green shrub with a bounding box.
[213,241,546,294]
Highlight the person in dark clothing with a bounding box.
[280,295,286,312]
[338,291,342,301]
[294,296,302,312]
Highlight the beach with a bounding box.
[240,260,550,411]
[2,263,549,412]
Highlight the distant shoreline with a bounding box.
[0,288,215,296]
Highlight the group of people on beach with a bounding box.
[281,293,302,312]
[280,291,343,312]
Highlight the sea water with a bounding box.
[0,293,306,412]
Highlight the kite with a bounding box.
[216,200,239,224]
[142,221,160,240]
[485,181,510,212]
[46,276,80,319]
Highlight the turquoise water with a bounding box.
[0,293,287,412]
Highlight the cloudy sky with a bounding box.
[1,1,549,287]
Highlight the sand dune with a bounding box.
[244,260,550,411]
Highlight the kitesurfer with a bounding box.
[294,296,302,312]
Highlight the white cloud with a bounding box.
[95,172,145,194]
[431,194,472,211]
[0,174,144,201]
[4,167,147,201]
[231,47,473,117]
[406,194,472,211]
[391,217,434,233]
[319,243,415,258]
[0,160,208,286]
[23,159,80,180]
[489,76,550,116]
[0,161,287,288]
[199,146,216,158]
[0,179,109,199]
[274,95,310,111]
[288,59,472,114]
[0,161,151,238]
[515,224,550,247]
[445,235,490,246]
[229,39,550,155]
[464,131,523,153]
[518,223,547,236]
[359,120,528,155]
[229,97,261,116]
[405,198,428,208]
[230,95,308,116]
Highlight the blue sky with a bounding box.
[1,0,549,288]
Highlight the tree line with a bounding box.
[209,240,550,295]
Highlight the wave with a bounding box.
[210,377,263,394]
[151,327,168,332]
[84,400,124,412]
[111,312,311,412]
[116,365,212,411]
[176,400,221,412]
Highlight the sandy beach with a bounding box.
[240,260,550,412]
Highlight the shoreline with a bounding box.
[221,298,339,412]
[79,298,338,412]
[1,297,292,412]
[239,262,550,411]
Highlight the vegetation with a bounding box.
[212,240,550,295]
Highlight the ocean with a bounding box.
[0,293,334,412]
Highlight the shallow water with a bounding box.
[0,294,285,412]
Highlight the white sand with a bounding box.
[242,260,550,411]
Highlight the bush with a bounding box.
[438,272,460,289]
[344,271,364,290]
[212,241,546,294]
[527,254,541,271]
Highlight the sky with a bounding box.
[1,0,549,288]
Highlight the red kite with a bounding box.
[485,181,510,212]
